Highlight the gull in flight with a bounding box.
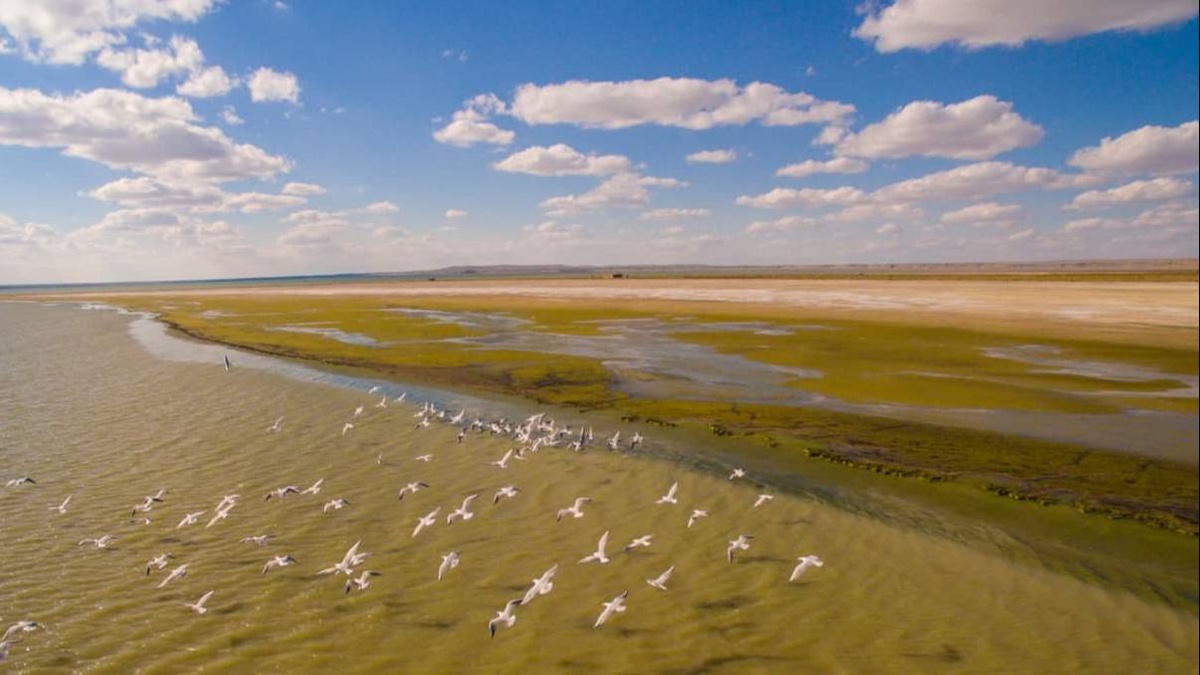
[78,534,115,549]
[157,563,189,589]
[345,570,380,595]
[206,503,236,528]
[4,477,36,487]
[727,535,753,563]
[412,508,440,538]
[352,405,364,418]
[488,599,522,638]
[240,534,274,547]
[520,564,558,605]
[446,494,478,524]
[323,498,350,513]
[624,534,653,552]
[415,454,433,462]
[176,511,205,529]
[262,554,298,575]
[491,448,515,470]
[646,566,675,591]
[397,481,430,500]
[578,530,610,564]
[318,541,367,576]
[341,422,354,436]
[52,494,71,515]
[185,591,214,615]
[393,391,407,403]
[729,468,746,481]
[593,590,628,628]
[753,494,774,508]
[437,551,460,580]
[375,396,388,409]
[267,416,284,433]
[301,478,324,495]
[368,385,380,395]
[556,497,591,521]
[2,620,39,642]
[264,486,300,501]
[656,481,679,505]
[492,485,519,504]
[687,509,709,528]
[607,432,621,451]
[629,432,644,449]
[145,553,174,575]
[789,555,824,581]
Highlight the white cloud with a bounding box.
[0,85,290,183]
[433,93,514,147]
[508,78,853,130]
[219,105,243,125]
[444,209,468,219]
[871,161,1091,202]
[826,203,924,223]
[1131,201,1200,228]
[492,144,631,176]
[828,96,1043,160]
[177,65,235,98]
[940,201,1024,226]
[87,176,226,211]
[1007,228,1034,241]
[1068,121,1199,175]
[854,0,1197,52]
[686,149,737,164]
[225,192,305,213]
[875,223,902,235]
[1066,177,1193,209]
[640,208,711,220]
[277,220,344,247]
[745,215,817,233]
[95,34,203,88]
[735,186,868,209]
[523,220,587,242]
[360,201,399,214]
[1063,217,1121,232]
[541,173,686,216]
[776,157,867,178]
[247,67,300,104]
[281,181,326,196]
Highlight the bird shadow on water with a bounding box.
[740,554,788,565]
[658,653,795,675]
[695,595,751,611]
[902,644,966,664]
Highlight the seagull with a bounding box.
[578,530,610,564]
[488,599,522,638]
[556,497,591,521]
[323,498,350,513]
[223,355,231,371]
[78,534,115,549]
[375,396,388,409]
[185,591,214,615]
[145,553,174,575]
[727,535,753,563]
[624,534,653,552]
[393,391,407,403]
[131,495,157,517]
[240,534,274,547]
[341,422,354,436]
[344,570,380,595]
[264,486,300,501]
[729,468,746,481]
[301,478,324,495]
[176,511,205,529]
[437,551,460,581]
[157,563,189,589]
[789,555,824,581]
[368,385,381,395]
[446,494,478,524]
[318,541,366,576]
[753,494,774,508]
[491,448,515,470]
[629,432,644,448]
[52,494,72,514]
[415,454,433,462]
[206,504,235,528]
[262,554,298,575]
[656,481,679,505]
[521,564,558,605]
[2,621,40,642]
[352,405,364,418]
[606,432,621,451]
[412,508,440,538]
[593,591,628,628]
[267,416,284,433]
[216,494,240,510]
[492,485,519,504]
[646,566,675,591]
[397,481,430,500]
[687,509,709,528]
[4,477,36,487]
[449,409,465,425]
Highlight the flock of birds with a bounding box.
[0,356,824,664]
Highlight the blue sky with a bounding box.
[1,0,1197,283]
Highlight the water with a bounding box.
[0,303,1196,673]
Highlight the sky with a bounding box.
[1,0,1197,284]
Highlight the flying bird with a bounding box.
[578,530,611,564]
[729,468,746,481]
[240,534,274,547]
[52,494,72,515]
[176,511,205,529]
[397,481,430,500]
[145,553,174,575]
[78,534,115,549]
[345,570,380,595]
[185,591,214,615]
[556,497,591,521]
[437,551,460,580]
[318,540,366,577]
[687,509,709,528]
[593,590,628,628]
[624,534,653,552]
[492,485,519,504]
[521,564,559,606]
[646,566,675,591]
[412,508,440,538]
[262,554,298,575]
[656,481,679,505]
[323,498,350,513]
[753,494,774,508]
[2,621,40,642]
[4,477,36,487]
[341,422,354,436]
[223,355,231,371]
[727,534,753,563]
[789,555,824,581]
[157,563,189,589]
[267,416,284,433]
[301,478,324,495]
[264,486,300,501]
[446,494,478,524]
[488,598,522,638]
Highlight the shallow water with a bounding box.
[0,303,1196,673]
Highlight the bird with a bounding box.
[789,555,824,581]
[323,498,350,513]
[352,405,364,418]
[2,620,39,642]
[491,448,515,469]
[341,422,354,436]
[145,553,174,575]
[727,535,753,563]
[264,486,299,501]
[368,385,381,395]
[556,497,591,521]
[262,554,298,575]
[176,511,205,529]
[753,494,774,508]
[157,563,189,589]
[318,541,366,577]
[412,508,440,538]
[52,494,71,514]
[656,481,679,505]
[646,565,675,591]
[687,509,709,528]
[206,504,235,528]
[393,392,407,403]
[446,494,478,524]
[185,591,214,614]
[267,416,284,433]
[629,432,644,449]
[488,599,522,638]
[5,477,36,487]
[607,432,621,451]
[344,570,380,595]
[437,551,460,580]
[301,478,324,495]
[223,355,231,371]
[729,468,746,481]
[593,591,628,628]
[578,530,611,564]
[415,454,433,462]
[374,396,388,409]
[521,564,558,605]
[397,481,430,500]
[78,534,115,549]
[240,534,274,547]
[624,534,653,552]
[492,485,519,504]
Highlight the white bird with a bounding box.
[52,494,71,514]
[624,534,653,552]
[449,409,465,425]
[368,385,381,395]
[264,486,299,501]
[556,497,591,521]
[727,534,753,563]
[375,396,388,409]
[446,494,478,524]
[488,599,522,638]
[78,534,115,549]
[789,555,824,581]
[2,620,39,642]
[4,477,36,487]
[753,494,774,508]
[185,591,214,615]
[656,481,679,505]
[344,570,380,595]
[216,494,239,510]
[318,541,366,577]
[646,565,675,591]
[729,468,746,481]
[393,391,407,403]
[206,504,235,528]
[341,422,354,436]
[687,509,709,528]
[437,551,460,580]
[593,590,628,628]
[492,485,519,504]
[223,355,231,371]
[262,554,298,575]
[415,454,433,462]
[629,432,644,448]
[578,530,610,564]
[521,564,558,605]
[323,498,349,513]
[491,448,515,469]
[157,563,189,589]
[352,405,364,418]
[145,553,173,575]
[397,481,430,500]
[267,416,284,433]
[240,534,274,547]
[412,508,439,538]
[301,478,324,495]
[176,511,205,529]
[607,432,621,451]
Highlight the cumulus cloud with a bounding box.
[940,201,1024,226]
[828,95,1043,160]
[871,161,1092,202]
[87,176,310,214]
[219,105,243,125]
[523,220,587,242]
[247,67,301,104]
[776,157,867,178]
[433,93,515,147]
[745,215,817,233]
[826,203,924,223]
[492,144,631,176]
[853,0,1197,52]
[225,192,305,213]
[177,65,235,98]
[1065,177,1193,209]
[640,208,711,220]
[281,181,326,196]
[735,186,868,209]
[541,173,686,216]
[95,34,203,88]
[1068,121,1198,175]
[686,149,737,164]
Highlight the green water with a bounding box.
[0,303,1196,673]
